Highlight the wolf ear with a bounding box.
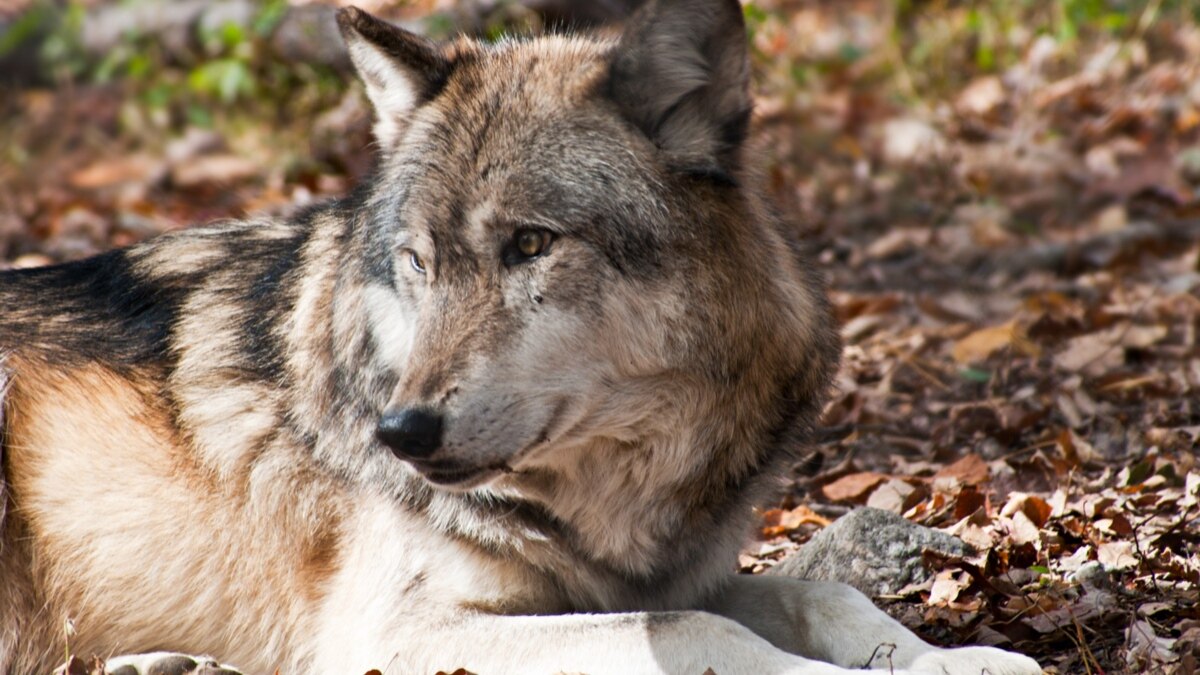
[336,7,453,146]
[607,0,752,178]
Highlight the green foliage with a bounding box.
[0,2,50,58]
[36,1,88,80]
[745,0,1190,106]
[252,0,289,37]
[18,0,1194,137]
[959,368,993,384]
[21,0,347,134]
[188,58,256,104]
[743,3,770,33]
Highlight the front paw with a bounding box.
[908,646,1042,675]
[103,652,244,675]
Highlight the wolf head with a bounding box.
[333,0,837,493]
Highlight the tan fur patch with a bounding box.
[4,357,202,499]
[2,357,344,669]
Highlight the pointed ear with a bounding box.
[607,0,752,178]
[336,7,453,146]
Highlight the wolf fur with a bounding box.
[0,2,1041,673]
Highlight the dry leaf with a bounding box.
[1126,619,1177,667]
[953,322,1017,364]
[1055,330,1123,373]
[865,227,927,259]
[1006,509,1042,546]
[867,478,920,514]
[933,454,990,490]
[928,570,969,606]
[953,320,1041,364]
[171,154,261,189]
[953,485,987,520]
[761,505,831,537]
[69,155,164,189]
[1097,541,1138,569]
[881,117,947,163]
[1000,493,1053,528]
[1056,428,1102,466]
[821,472,889,502]
[957,76,1006,116]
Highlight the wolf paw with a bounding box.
[103,652,243,675]
[908,646,1042,675]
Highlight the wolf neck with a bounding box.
[491,396,787,608]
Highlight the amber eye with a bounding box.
[517,230,549,257]
[408,250,426,275]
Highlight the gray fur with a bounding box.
[0,3,1041,674]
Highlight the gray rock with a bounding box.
[767,507,971,597]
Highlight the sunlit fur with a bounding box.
[0,2,1041,674]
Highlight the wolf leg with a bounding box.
[704,575,1041,675]
[102,653,243,675]
[323,610,928,675]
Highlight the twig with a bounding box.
[1073,611,1101,675]
[863,642,897,673]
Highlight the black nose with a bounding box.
[376,407,444,459]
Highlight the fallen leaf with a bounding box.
[948,519,995,550]
[952,321,1038,364]
[69,154,165,189]
[1126,619,1177,667]
[956,76,1006,117]
[761,504,831,537]
[1097,541,1138,570]
[1000,492,1053,528]
[1023,587,1120,634]
[867,478,921,514]
[1056,428,1102,466]
[928,570,970,606]
[821,472,888,502]
[1138,602,1174,617]
[953,485,987,520]
[881,117,947,163]
[865,228,927,259]
[1006,509,1042,546]
[1055,545,1092,574]
[171,154,261,189]
[933,454,990,489]
[1053,323,1165,375]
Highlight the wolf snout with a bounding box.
[376,407,444,459]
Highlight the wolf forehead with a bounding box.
[340,0,757,283]
[351,45,714,293]
[377,38,669,219]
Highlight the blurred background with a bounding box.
[1,2,1198,673]
[1,1,1198,267]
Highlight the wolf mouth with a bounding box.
[410,460,512,487]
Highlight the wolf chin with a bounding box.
[0,1,1041,673]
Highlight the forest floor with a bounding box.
[1,1,1198,673]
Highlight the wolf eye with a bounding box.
[407,250,426,275]
[505,228,553,266]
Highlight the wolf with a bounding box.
[0,2,1042,673]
